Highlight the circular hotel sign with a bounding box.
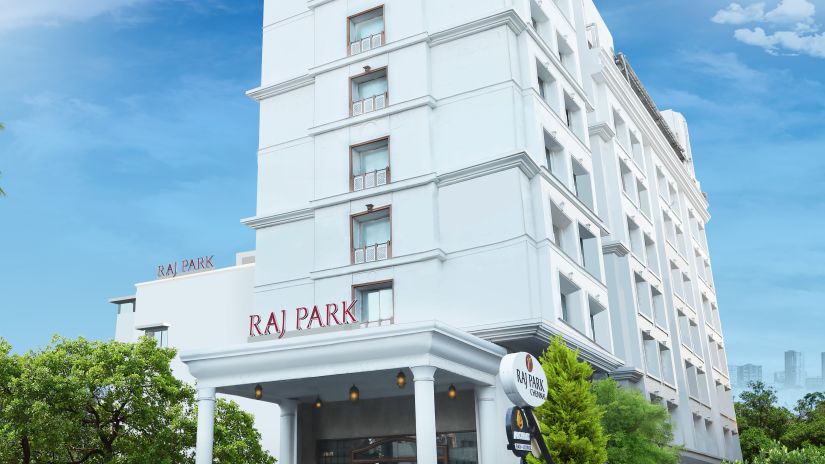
[499,352,548,407]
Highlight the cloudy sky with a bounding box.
[0,1,823,387]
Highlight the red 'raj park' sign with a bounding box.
[249,301,358,339]
[157,255,214,279]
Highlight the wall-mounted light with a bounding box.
[349,385,360,402]
[448,384,457,400]
[396,371,407,389]
[254,384,263,400]
[314,397,323,409]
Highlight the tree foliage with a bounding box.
[724,446,825,464]
[528,336,607,464]
[591,378,680,464]
[732,381,825,463]
[0,337,275,464]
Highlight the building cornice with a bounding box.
[246,74,315,102]
[436,151,539,187]
[309,248,446,280]
[609,367,644,383]
[588,122,615,143]
[310,33,429,77]
[601,241,630,257]
[466,318,624,373]
[429,9,524,46]
[240,208,314,230]
[308,95,437,137]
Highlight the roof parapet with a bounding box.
[614,52,687,162]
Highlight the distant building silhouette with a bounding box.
[785,351,805,388]
[731,364,763,388]
[774,371,785,385]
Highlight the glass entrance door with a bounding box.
[351,436,448,464]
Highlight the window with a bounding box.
[644,234,659,274]
[556,33,575,75]
[562,92,582,138]
[550,202,573,257]
[663,212,677,246]
[635,273,652,318]
[656,167,669,202]
[543,130,564,178]
[678,311,691,349]
[351,68,388,116]
[613,110,629,149]
[683,272,695,308]
[353,281,393,325]
[144,327,168,348]
[651,286,667,329]
[627,217,644,259]
[348,7,384,55]
[637,180,651,217]
[558,274,581,327]
[535,60,559,111]
[351,138,390,191]
[571,158,594,210]
[686,361,701,399]
[629,131,643,165]
[619,160,638,204]
[643,332,661,378]
[675,224,687,257]
[660,344,675,384]
[588,297,608,347]
[529,0,549,38]
[689,319,701,354]
[352,207,391,264]
[578,224,600,278]
[670,261,683,298]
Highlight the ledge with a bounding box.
[588,122,616,143]
[308,96,436,136]
[309,248,446,280]
[602,241,630,257]
[241,208,314,230]
[610,367,644,383]
[246,74,314,102]
[429,9,524,46]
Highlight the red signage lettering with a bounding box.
[249,300,358,339]
[157,255,215,279]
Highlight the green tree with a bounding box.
[528,336,607,464]
[735,381,793,461]
[782,392,825,450]
[723,445,825,464]
[0,337,275,464]
[591,378,680,464]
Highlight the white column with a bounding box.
[278,400,298,464]
[475,385,497,464]
[195,387,216,464]
[411,366,438,464]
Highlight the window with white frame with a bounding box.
[678,311,691,349]
[543,130,564,179]
[529,0,550,39]
[613,109,629,149]
[556,33,575,75]
[619,160,638,205]
[683,272,695,308]
[588,297,609,348]
[536,60,559,111]
[656,167,669,202]
[629,131,643,165]
[689,318,702,354]
[637,180,651,217]
[571,158,594,210]
[578,224,600,278]
[644,234,659,274]
[563,92,582,138]
[550,202,574,257]
[627,217,645,259]
[660,343,676,384]
[351,68,388,116]
[143,326,168,348]
[558,273,581,327]
[348,7,384,55]
[651,285,667,329]
[670,261,683,298]
[643,332,661,378]
[353,281,393,325]
[635,273,653,318]
[352,207,391,264]
[351,138,390,191]
[686,361,701,399]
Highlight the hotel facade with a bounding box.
[109,0,742,462]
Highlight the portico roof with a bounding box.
[180,321,508,395]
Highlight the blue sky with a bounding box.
[0,1,823,386]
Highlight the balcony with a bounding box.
[349,32,384,56]
[352,92,387,116]
[353,241,390,264]
[353,167,389,191]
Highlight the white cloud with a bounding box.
[0,0,149,31]
[712,2,767,24]
[712,0,824,58]
[735,27,825,57]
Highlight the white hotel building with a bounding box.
[109,0,741,462]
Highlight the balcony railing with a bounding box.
[349,32,384,56]
[353,167,389,191]
[352,92,387,116]
[353,241,390,264]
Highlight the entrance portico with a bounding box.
[180,321,509,464]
